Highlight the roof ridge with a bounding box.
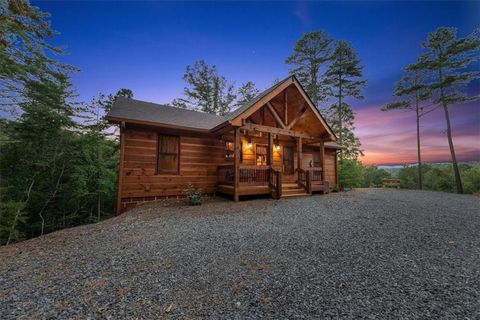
[115,96,226,119]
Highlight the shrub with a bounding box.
[183,184,202,205]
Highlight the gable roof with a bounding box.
[226,75,292,121]
[223,75,336,140]
[106,96,226,131]
[106,76,337,141]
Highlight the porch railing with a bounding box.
[217,165,271,186]
[308,168,323,183]
[297,168,311,194]
[269,167,281,199]
[239,165,270,186]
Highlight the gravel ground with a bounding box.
[1,189,479,319]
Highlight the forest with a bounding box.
[0,1,478,245]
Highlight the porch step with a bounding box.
[282,183,300,189]
[281,183,308,198]
[281,193,310,198]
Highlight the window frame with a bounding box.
[255,143,268,166]
[156,134,180,175]
[225,141,235,159]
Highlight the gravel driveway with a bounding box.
[1,189,479,319]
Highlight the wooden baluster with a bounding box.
[234,128,240,202]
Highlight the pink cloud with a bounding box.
[354,103,480,165]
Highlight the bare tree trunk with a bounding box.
[38,164,65,236]
[97,194,101,222]
[415,95,423,190]
[439,68,463,194]
[442,103,463,193]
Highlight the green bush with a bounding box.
[183,184,202,205]
[462,165,480,194]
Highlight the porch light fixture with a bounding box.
[246,137,253,149]
[274,138,281,151]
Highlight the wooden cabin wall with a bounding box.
[119,126,226,213]
[324,149,337,187]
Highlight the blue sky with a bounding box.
[35,1,479,164]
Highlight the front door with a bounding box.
[283,146,294,175]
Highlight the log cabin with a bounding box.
[106,75,343,214]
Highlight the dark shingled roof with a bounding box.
[324,142,345,149]
[226,75,293,120]
[106,96,227,130]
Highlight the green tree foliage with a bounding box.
[462,165,480,194]
[172,60,236,116]
[339,160,392,189]
[361,165,391,188]
[236,81,260,107]
[382,61,432,189]
[338,159,364,188]
[0,2,127,244]
[285,30,333,107]
[396,163,480,194]
[416,27,480,193]
[0,0,76,109]
[324,40,366,161]
[0,80,124,244]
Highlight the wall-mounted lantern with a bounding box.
[246,136,253,149]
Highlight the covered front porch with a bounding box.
[216,127,329,200]
[212,76,339,201]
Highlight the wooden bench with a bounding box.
[382,178,400,189]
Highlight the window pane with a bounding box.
[160,136,179,153]
[256,145,267,155]
[158,154,177,172]
[225,141,234,159]
[158,135,179,173]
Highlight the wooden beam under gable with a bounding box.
[230,77,294,126]
[291,77,337,141]
[241,122,316,140]
[266,102,286,129]
[286,105,308,130]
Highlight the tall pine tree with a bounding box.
[417,27,480,194]
[285,30,333,108]
[324,40,366,161]
[236,81,260,107]
[172,60,236,116]
[0,0,76,109]
[382,61,432,189]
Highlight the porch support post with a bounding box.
[234,127,241,202]
[297,136,302,181]
[319,139,325,181]
[116,121,126,215]
[268,132,273,167]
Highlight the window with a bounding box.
[225,141,242,162]
[157,135,179,174]
[225,141,234,159]
[256,144,268,166]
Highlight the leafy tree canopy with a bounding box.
[172,60,236,116]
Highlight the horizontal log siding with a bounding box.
[120,127,226,212]
[324,149,337,187]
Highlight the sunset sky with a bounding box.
[37,1,479,165]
